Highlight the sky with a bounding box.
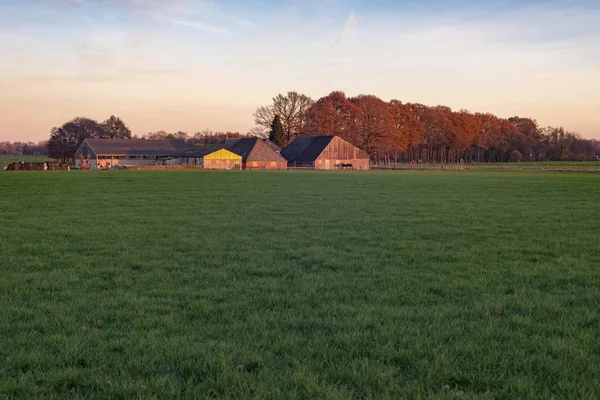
[0,0,599,142]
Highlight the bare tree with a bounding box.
[253,92,314,142]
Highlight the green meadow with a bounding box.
[0,155,54,167]
[1,170,599,399]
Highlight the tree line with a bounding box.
[254,91,600,163]
[5,92,598,163]
[0,141,47,156]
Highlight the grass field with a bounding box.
[373,160,600,172]
[0,155,54,167]
[1,170,599,399]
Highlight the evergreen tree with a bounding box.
[269,115,286,148]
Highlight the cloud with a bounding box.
[23,66,182,84]
[330,11,356,49]
[170,19,229,34]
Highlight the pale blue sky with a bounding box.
[1,0,599,141]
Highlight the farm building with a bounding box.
[281,136,370,170]
[198,148,242,169]
[74,139,240,170]
[226,138,287,169]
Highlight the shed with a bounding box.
[281,136,370,170]
[227,138,287,169]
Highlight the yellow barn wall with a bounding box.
[204,149,242,161]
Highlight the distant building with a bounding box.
[200,148,242,169]
[225,138,287,169]
[74,139,241,170]
[281,136,370,170]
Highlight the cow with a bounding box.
[31,163,47,171]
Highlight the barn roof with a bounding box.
[85,139,186,156]
[224,138,282,153]
[223,139,240,147]
[84,139,229,158]
[228,138,287,162]
[280,136,335,162]
[263,139,282,153]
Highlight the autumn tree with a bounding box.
[389,101,424,162]
[253,92,314,141]
[302,91,361,144]
[269,115,287,149]
[349,95,396,161]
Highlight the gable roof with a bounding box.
[223,139,240,147]
[228,138,287,162]
[85,139,183,156]
[280,136,335,162]
[83,139,230,158]
[224,138,282,153]
[263,139,282,153]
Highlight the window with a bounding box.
[270,162,277,167]
[252,162,257,167]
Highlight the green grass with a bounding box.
[374,161,600,172]
[0,155,54,167]
[1,170,599,399]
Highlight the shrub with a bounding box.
[511,150,523,163]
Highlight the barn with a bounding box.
[75,139,186,169]
[227,138,288,169]
[74,139,241,170]
[198,148,242,169]
[281,136,370,170]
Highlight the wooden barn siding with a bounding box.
[244,161,288,170]
[204,159,241,170]
[314,137,370,170]
[316,137,368,161]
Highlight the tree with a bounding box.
[508,117,542,161]
[389,101,424,162]
[101,116,132,139]
[172,131,189,140]
[544,127,574,161]
[143,131,169,140]
[349,95,396,156]
[47,117,105,161]
[269,115,287,149]
[511,150,523,162]
[302,91,360,145]
[253,92,314,140]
